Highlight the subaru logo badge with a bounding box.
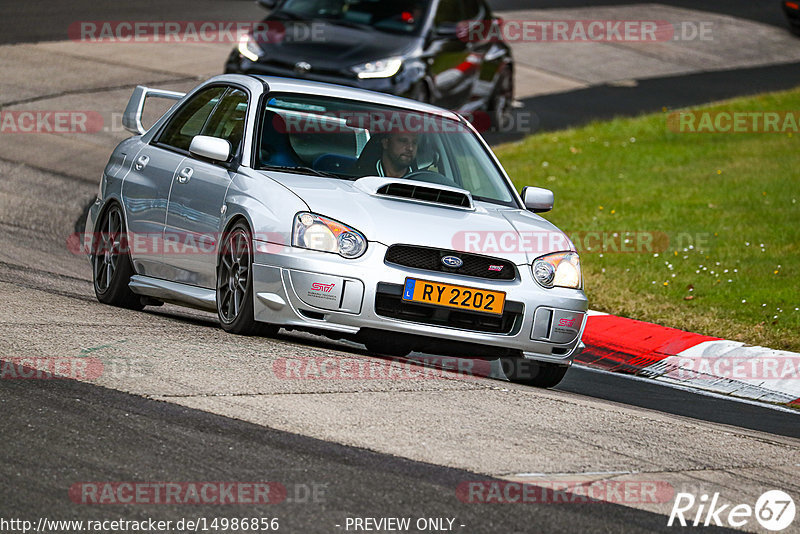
[294,61,312,75]
[441,255,463,268]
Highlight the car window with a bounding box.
[279,0,431,34]
[201,88,248,157]
[156,86,226,152]
[433,0,463,25]
[256,94,517,207]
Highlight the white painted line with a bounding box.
[513,470,639,478]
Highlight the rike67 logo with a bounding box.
[668,490,795,531]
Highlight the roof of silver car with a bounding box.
[248,74,463,122]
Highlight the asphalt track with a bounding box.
[487,60,800,143]
[5,0,798,136]
[1,371,739,534]
[0,0,793,44]
[2,2,800,533]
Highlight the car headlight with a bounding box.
[238,34,263,62]
[532,252,582,289]
[351,57,403,79]
[292,213,367,259]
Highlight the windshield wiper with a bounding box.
[260,165,342,179]
[270,9,305,21]
[472,195,514,207]
[325,18,374,30]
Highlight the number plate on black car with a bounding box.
[402,278,506,315]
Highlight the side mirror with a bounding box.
[257,0,278,9]
[522,186,554,213]
[189,136,231,163]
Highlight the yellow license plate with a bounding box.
[402,278,506,315]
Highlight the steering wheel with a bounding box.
[404,170,459,188]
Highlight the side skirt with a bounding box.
[129,275,217,312]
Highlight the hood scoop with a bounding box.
[354,176,473,210]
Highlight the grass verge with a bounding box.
[496,87,800,351]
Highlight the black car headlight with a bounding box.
[351,57,403,79]
[238,34,263,62]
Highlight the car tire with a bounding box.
[91,203,145,310]
[216,221,278,337]
[489,69,513,131]
[499,356,569,388]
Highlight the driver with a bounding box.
[375,132,419,178]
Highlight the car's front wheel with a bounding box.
[489,69,513,131]
[91,203,144,310]
[216,222,277,336]
[499,356,569,388]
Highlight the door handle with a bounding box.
[176,167,193,184]
[134,155,150,171]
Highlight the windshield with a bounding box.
[277,0,431,35]
[255,93,519,207]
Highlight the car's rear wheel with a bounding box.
[499,356,569,388]
[217,222,277,336]
[91,203,144,310]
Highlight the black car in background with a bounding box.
[784,0,800,35]
[225,0,514,126]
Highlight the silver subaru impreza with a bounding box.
[85,74,587,388]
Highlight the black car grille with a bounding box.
[374,283,522,335]
[384,245,517,281]
[246,60,353,80]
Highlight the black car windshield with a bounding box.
[276,0,431,35]
[256,93,519,208]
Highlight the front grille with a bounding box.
[248,61,353,81]
[374,283,522,335]
[385,245,517,281]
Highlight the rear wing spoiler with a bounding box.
[122,85,185,135]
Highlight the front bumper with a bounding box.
[251,242,588,365]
